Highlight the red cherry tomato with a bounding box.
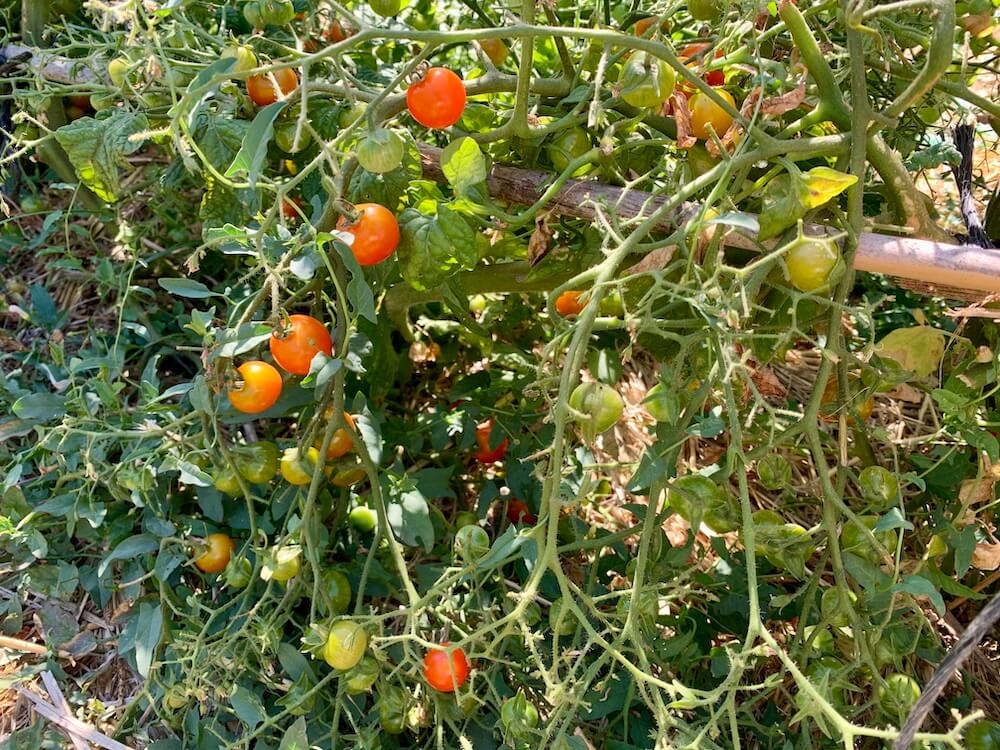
[228,361,283,414]
[473,420,509,463]
[67,94,93,110]
[337,203,400,266]
[406,67,466,129]
[323,18,352,43]
[246,68,299,106]
[281,197,305,220]
[269,314,333,375]
[679,43,725,87]
[555,290,586,317]
[506,499,536,525]
[423,643,470,692]
[195,533,235,573]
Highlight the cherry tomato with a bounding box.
[406,67,467,129]
[840,515,896,564]
[221,46,258,73]
[877,673,920,720]
[547,128,592,175]
[269,314,333,376]
[679,43,725,87]
[323,569,352,615]
[228,361,283,414]
[234,441,280,484]
[318,411,356,460]
[65,104,87,121]
[195,533,235,573]
[369,0,401,16]
[356,128,404,174]
[280,446,321,486]
[108,57,130,87]
[331,465,366,487]
[349,505,377,532]
[423,643,470,692]
[644,382,680,423]
[263,544,301,582]
[344,654,380,694]
[500,691,540,746]
[966,721,1000,750]
[619,52,675,110]
[322,18,353,43]
[324,621,367,670]
[473,420,509,463]
[274,119,311,154]
[555,290,586,317]
[281,196,306,220]
[480,38,509,66]
[688,88,736,140]
[689,0,726,21]
[337,203,400,266]
[785,237,843,292]
[67,94,92,110]
[506,499,536,525]
[379,685,409,734]
[225,556,253,588]
[213,466,241,497]
[246,68,299,106]
[568,382,624,440]
[667,474,739,533]
[454,524,490,563]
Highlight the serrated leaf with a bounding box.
[225,101,287,186]
[53,111,150,202]
[440,137,487,197]
[396,202,477,291]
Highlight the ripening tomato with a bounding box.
[506,499,536,525]
[337,203,400,266]
[480,38,509,66]
[619,52,675,110]
[688,88,736,140]
[406,67,467,129]
[246,68,299,106]
[322,18,352,43]
[555,290,586,317]
[319,411,356,459]
[228,361,283,414]
[263,544,301,582]
[423,643,470,692]
[281,196,306,220]
[195,533,235,573]
[689,0,726,22]
[280,446,320,485]
[324,621,367,670]
[547,128,592,175]
[785,237,843,292]
[473,420,509,463]
[633,16,669,36]
[270,314,333,376]
[235,441,280,484]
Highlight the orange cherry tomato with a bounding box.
[281,196,305,220]
[322,18,352,43]
[555,290,586,317]
[633,16,668,36]
[228,361,283,414]
[406,67,466,129]
[195,533,235,573]
[688,88,736,140]
[423,643,470,692]
[320,411,357,460]
[473,420,508,464]
[337,203,400,266]
[269,314,333,376]
[246,68,299,106]
[506,499,536,525]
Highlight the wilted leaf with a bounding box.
[528,214,554,266]
[54,112,149,202]
[625,246,677,275]
[875,326,946,378]
[972,542,1000,570]
[759,79,806,115]
[671,93,696,149]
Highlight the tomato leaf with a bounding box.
[324,233,377,324]
[874,326,946,379]
[892,574,945,616]
[396,202,478,291]
[229,685,266,729]
[758,174,809,241]
[158,278,221,299]
[800,167,857,209]
[53,111,149,202]
[12,393,66,421]
[225,101,287,186]
[440,137,487,197]
[279,716,309,750]
[98,534,159,576]
[135,600,163,678]
[385,477,435,553]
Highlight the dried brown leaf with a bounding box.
[624,246,677,276]
[759,79,806,115]
[972,542,1000,570]
[671,93,696,150]
[751,366,787,399]
[528,214,554,266]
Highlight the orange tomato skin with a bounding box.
[270,314,333,376]
[246,68,299,106]
[555,290,586,317]
[281,197,305,219]
[322,18,352,42]
[337,203,400,266]
[321,412,357,460]
[506,499,536,525]
[228,361,283,414]
[406,67,467,129]
[195,533,235,573]
[473,420,508,463]
[688,88,736,140]
[423,643,470,692]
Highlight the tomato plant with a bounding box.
[406,67,467,129]
[554,289,586,317]
[269,315,333,376]
[424,643,470,692]
[568,382,624,440]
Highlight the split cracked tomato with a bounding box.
[406,67,466,129]
[270,314,333,376]
[423,643,470,692]
[228,361,283,414]
[337,203,400,266]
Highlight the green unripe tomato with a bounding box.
[549,598,577,636]
[877,673,920,719]
[274,120,312,154]
[349,505,377,533]
[19,194,45,214]
[163,686,188,709]
[222,45,258,74]
[260,0,296,25]
[344,654,380,694]
[453,510,478,529]
[262,544,301,582]
[323,620,367,670]
[756,454,792,492]
[339,102,367,129]
[90,93,118,112]
[213,466,241,497]
[857,466,899,511]
[644,382,679,423]
[224,556,253,589]
[615,590,659,631]
[748,509,812,576]
[547,126,592,176]
[323,569,352,615]
[379,685,409,734]
[454,524,490,563]
[619,52,675,109]
[667,474,739,533]
[234,441,279,484]
[840,515,897,564]
[369,0,402,16]
[784,236,844,293]
[243,1,263,28]
[568,382,624,441]
[500,691,540,746]
[689,0,726,21]
[356,128,404,174]
[108,57,130,87]
[820,587,857,628]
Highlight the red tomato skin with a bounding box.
[246,68,299,106]
[269,314,333,376]
[506,499,536,525]
[473,421,509,463]
[423,643,470,692]
[406,67,467,129]
[337,203,400,266]
[228,361,283,414]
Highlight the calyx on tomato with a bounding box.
[619,52,676,110]
[568,382,624,441]
[356,128,405,174]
